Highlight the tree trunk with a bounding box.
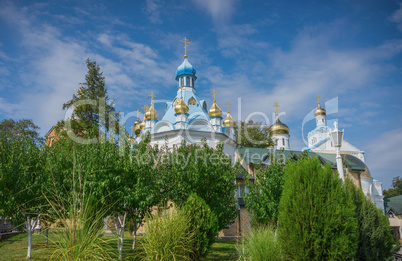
[132,219,137,250]
[45,227,49,247]
[27,216,32,259]
[116,212,127,261]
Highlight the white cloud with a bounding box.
[390,3,402,31]
[193,0,239,25]
[364,128,402,188]
[143,0,163,24]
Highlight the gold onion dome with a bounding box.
[134,118,141,136]
[175,96,189,114]
[314,105,326,117]
[139,119,145,130]
[145,104,158,120]
[208,101,222,117]
[223,113,236,127]
[270,118,289,135]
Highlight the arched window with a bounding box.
[173,98,179,107]
[283,139,285,146]
[202,102,207,110]
[192,78,194,87]
[188,97,197,105]
[186,77,190,86]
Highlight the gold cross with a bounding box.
[316,94,320,106]
[142,105,149,112]
[211,89,217,101]
[136,109,140,119]
[130,125,134,136]
[149,93,155,104]
[273,102,280,117]
[225,101,231,113]
[180,37,191,58]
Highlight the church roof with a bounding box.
[176,58,196,80]
[161,89,209,127]
[385,195,402,215]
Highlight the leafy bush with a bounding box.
[181,193,219,260]
[245,161,284,226]
[278,156,358,260]
[346,180,398,261]
[239,225,283,261]
[139,210,194,261]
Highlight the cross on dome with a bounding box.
[149,93,156,105]
[316,94,321,106]
[225,101,231,113]
[211,89,217,101]
[142,105,149,112]
[180,37,191,58]
[273,102,280,117]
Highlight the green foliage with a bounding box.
[0,135,44,226]
[239,225,283,261]
[245,161,284,226]
[46,176,115,261]
[383,176,402,198]
[346,180,398,261]
[156,141,238,231]
[278,156,358,260]
[0,118,44,144]
[139,210,194,261]
[181,193,219,260]
[61,58,117,138]
[236,121,274,148]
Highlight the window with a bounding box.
[192,78,194,87]
[202,102,207,110]
[282,139,285,146]
[173,98,179,106]
[186,77,190,86]
[188,97,196,105]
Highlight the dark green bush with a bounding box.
[278,156,358,260]
[182,193,219,261]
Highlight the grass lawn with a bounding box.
[0,231,238,260]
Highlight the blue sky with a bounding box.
[0,0,401,188]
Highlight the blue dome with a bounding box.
[176,58,196,80]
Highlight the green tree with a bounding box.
[383,176,402,198]
[0,136,45,259]
[346,180,397,261]
[278,156,358,260]
[0,118,44,144]
[236,120,274,148]
[61,58,116,139]
[245,161,284,226]
[156,141,238,231]
[181,193,219,260]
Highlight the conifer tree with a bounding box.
[278,155,358,260]
[61,58,116,139]
[346,180,397,261]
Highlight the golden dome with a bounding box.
[270,118,289,135]
[223,113,236,127]
[134,118,141,137]
[139,119,145,130]
[314,106,326,117]
[208,101,222,117]
[174,97,189,114]
[145,104,158,120]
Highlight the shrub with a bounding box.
[181,193,219,260]
[139,210,194,261]
[239,225,283,261]
[346,180,398,261]
[278,156,358,260]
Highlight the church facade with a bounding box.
[127,38,384,236]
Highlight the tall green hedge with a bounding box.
[278,156,358,260]
[346,180,397,261]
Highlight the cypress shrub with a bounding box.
[346,180,398,261]
[278,156,358,260]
